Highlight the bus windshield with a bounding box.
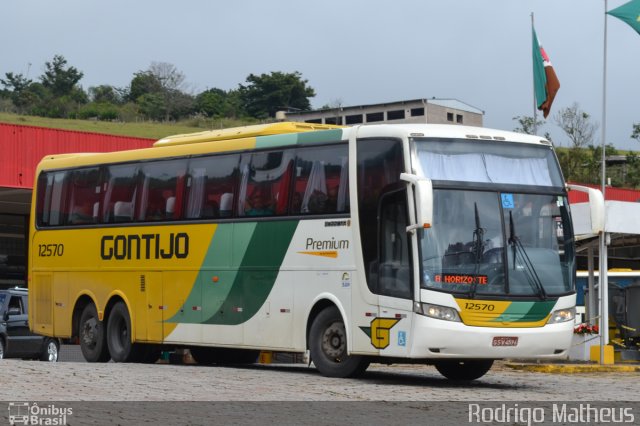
[420,190,574,297]
[415,138,574,298]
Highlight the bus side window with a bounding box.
[294,144,348,215]
[238,150,292,217]
[187,154,240,220]
[67,167,101,225]
[103,164,139,224]
[37,170,71,227]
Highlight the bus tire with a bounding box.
[309,306,369,378]
[106,301,137,362]
[434,359,493,381]
[79,303,110,362]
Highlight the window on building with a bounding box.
[305,119,322,124]
[411,107,424,117]
[366,112,384,122]
[345,114,363,125]
[456,114,464,124]
[447,112,454,122]
[387,110,405,120]
[325,117,342,125]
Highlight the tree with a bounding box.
[512,115,544,135]
[88,85,124,104]
[195,88,246,118]
[239,71,315,118]
[554,103,599,182]
[553,103,598,149]
[40,55,84,97]
[632,123,640,143]
[129,71,163,103]
[128,62,193,121]
[0,72,34,111]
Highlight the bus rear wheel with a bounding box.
[309,306,369,378]
[107,301,142,363]
[434,359,493,381]
[79,303,110,362]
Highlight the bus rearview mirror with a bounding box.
[567,184,605,235]
[400,173,433,231]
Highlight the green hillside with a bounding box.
[0,112,257,140]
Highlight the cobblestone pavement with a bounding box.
[1,359,638,402]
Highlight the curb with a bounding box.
[505,363,640,373]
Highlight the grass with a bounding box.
[0,112,258,140]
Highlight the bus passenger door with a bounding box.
[376,190,413,357]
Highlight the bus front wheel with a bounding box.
[309,306,369,378]
[434,359,493,381]
[79,303,110,362]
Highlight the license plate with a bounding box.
[492,336,518,347]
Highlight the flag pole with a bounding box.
[599,0,609,365]
[531,12,538,134]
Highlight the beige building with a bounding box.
[284,98,484,127]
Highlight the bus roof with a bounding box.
[153,122,342,147]
[35,122,552,172]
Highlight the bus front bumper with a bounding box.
[409,314,574,359]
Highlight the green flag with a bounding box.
[532,28,560,118]
[608,0,640,36]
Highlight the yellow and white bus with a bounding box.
[29,122,597,380]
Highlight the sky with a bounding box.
[3,0,639,150]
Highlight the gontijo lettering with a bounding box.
[101,232,189,260]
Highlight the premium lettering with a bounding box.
[101,233,189,260]
[305,237,349,251]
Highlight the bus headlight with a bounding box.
[416,303,461,322]
[547,307,576,324]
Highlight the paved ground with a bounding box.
[2,357,639,402]
[2,356,639,425]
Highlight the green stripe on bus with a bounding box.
[296,129,344,145]
[166,223,256,324]
[255,129,344,149]
[255,133,299,149]
[492,300,555,322]
[203,220,299,325]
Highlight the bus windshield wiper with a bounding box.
[508,211,547,300]
[468,202,484,299]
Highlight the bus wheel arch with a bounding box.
[307,303,369,378]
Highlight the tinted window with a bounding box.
[356,138,405,292]
[103,164,139,223]
[67,168,101,225]
[186,154,240,219]
[293,144,349,215]
[36,170,71,227]
[138,159,187,221]
[239,150,293,217]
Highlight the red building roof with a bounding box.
[0,123,154,189]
